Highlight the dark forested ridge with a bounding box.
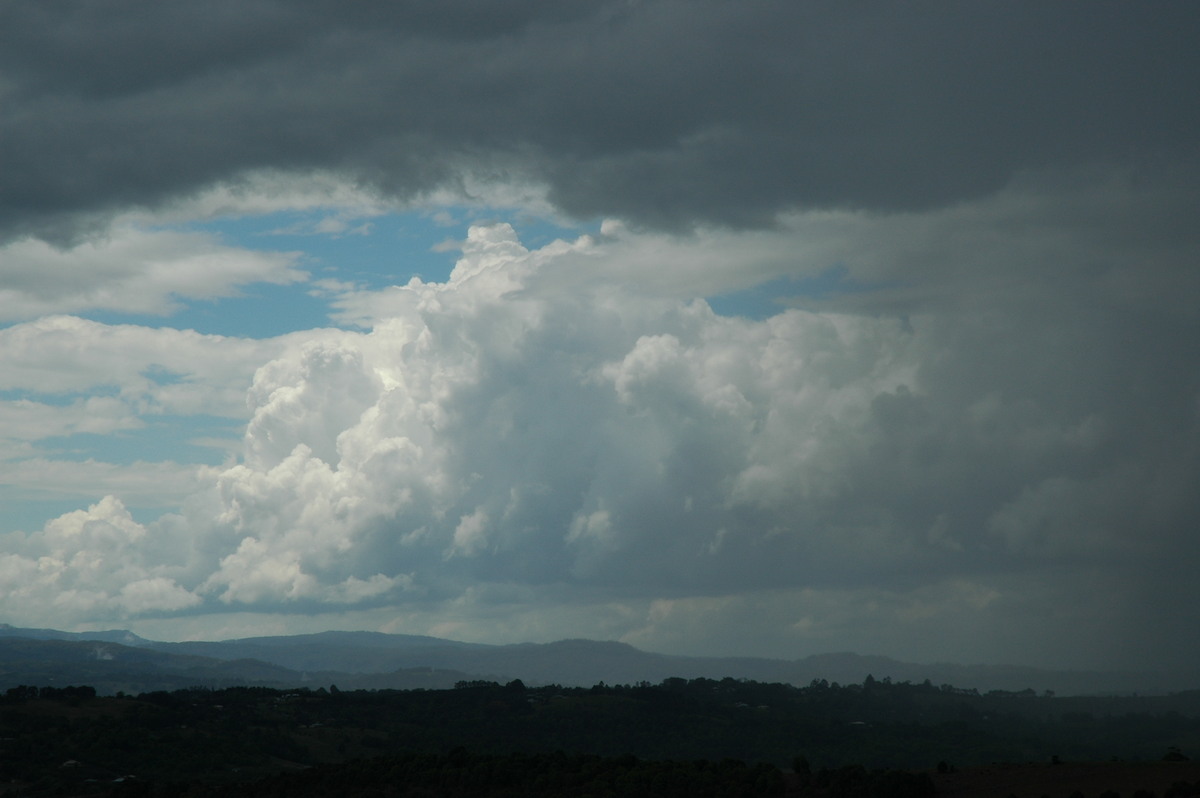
[2,676,1200,796]
[3,625,1193,696]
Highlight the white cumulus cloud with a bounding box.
[0,496,200,625]
[0,223,306,323]
[7,204,1197,670]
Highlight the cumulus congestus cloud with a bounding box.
[3,211,1193,669]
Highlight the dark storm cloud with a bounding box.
[3,1,1198,240]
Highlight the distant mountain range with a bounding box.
[0,623,1191,696]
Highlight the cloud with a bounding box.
[0,315,352,519]
[5,193,1195,668]
[2,205,1180,668]
[0,223,306,322]
[0,315,294,416]
[0,396,143,442]
[118,577,202,615]
[0,18,1195,666]
[86,223,921,627]
[0,458,207,508]
[0,496,200,625]
[3,2,1197,241]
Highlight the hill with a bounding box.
[1,623,1195,696]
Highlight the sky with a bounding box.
[1,1,1199,673]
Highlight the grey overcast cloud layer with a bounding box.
[1,1,1199,673]
[4,1,1199,237]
